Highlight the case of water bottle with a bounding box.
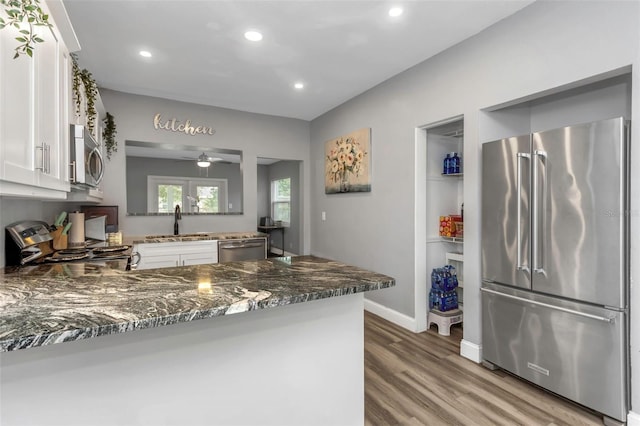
[429,265,459,312]
[442,152,462,175]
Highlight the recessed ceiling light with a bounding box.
[294,82,304,90]
[388,7,403,17]
[139,50,152,58]
[244,31,263,42]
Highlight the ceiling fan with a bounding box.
[180,152,230,168]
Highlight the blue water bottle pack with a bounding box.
[429,265,459,311]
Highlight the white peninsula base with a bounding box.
[1,294,364,426]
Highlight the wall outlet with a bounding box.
[322,211,326,221]
[229,203,232,209]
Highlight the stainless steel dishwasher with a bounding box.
[218,238,267,262]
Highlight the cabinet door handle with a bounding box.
[36,144,45,171]
[44,143,50,174]
[70,161,77,183]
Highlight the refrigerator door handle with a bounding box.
[516,152,530,272]
[532,149,547,274]
[480,287,615,323]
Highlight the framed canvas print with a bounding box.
[325,128,371,194]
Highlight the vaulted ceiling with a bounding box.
[63,0,534,121]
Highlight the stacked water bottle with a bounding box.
[443,152,461,174]
[429,265,459,312]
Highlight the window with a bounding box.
[271,177,291,225]
[148,176,228,213]
[157,184,183,213]
[195,185,220,213]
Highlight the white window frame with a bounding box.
[147,175,228,213]
[271,177,291,227]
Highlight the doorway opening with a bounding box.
[415,115,464,344]
[257,158,303,256]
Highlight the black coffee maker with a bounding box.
[259,217,273,226]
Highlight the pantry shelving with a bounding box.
[425,116,465,330]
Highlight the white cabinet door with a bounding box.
[0,24,37,187]
[34,23,69,191]
[139,253,181,269]
[181,251,217,266]
[134,241,218,270]
[0,2,69,198]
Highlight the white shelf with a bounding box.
[445,252,463,262]
[441,236,463,244]
[441,173,463,177]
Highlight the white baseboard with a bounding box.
[364,298,418,332]
[269,249,296,257]
[627,411,640,426]
[460,339,482,363]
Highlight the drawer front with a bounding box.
[481,285,627,421]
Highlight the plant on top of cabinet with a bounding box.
[80,68,98,133]
[71,53,99,133]
[0,0,51,58]
[102,112,117,160]
[71,55,83,116]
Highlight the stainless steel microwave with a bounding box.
[70,124,104,188]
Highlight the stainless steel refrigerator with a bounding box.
[481,117,629,422]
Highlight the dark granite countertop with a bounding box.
[0,256,394,352]
[128,232,268,245]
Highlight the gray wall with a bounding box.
[309,0,640,414]
[126,157,242,214]
[98,89,311,248]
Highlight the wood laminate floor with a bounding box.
[364,311,604,426]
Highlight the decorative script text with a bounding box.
[153,114,216,136]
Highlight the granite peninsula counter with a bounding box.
[0,255,394,352]
[0,255,394,426]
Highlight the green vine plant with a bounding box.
[102,112,117,160]
[80,68,98,133]
[70,54,101,136]
[70,53,83,118]
[0,0,52,59]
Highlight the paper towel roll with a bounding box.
[68,212,85,247]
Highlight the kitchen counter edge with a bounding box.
[0,256,395,353]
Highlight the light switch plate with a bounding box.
[322,211,326,221]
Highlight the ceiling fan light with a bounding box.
[197,153,211,167]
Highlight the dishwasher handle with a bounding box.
[220,242,264,249]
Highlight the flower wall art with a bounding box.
[325,128,371,194]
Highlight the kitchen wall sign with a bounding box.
[324,128,371,194]
[153,113,216,136]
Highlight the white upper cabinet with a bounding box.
[34,21,69,192]
[0,0,72,198]
[0,22,37,189]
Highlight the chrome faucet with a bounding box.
[174,204,182,235]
